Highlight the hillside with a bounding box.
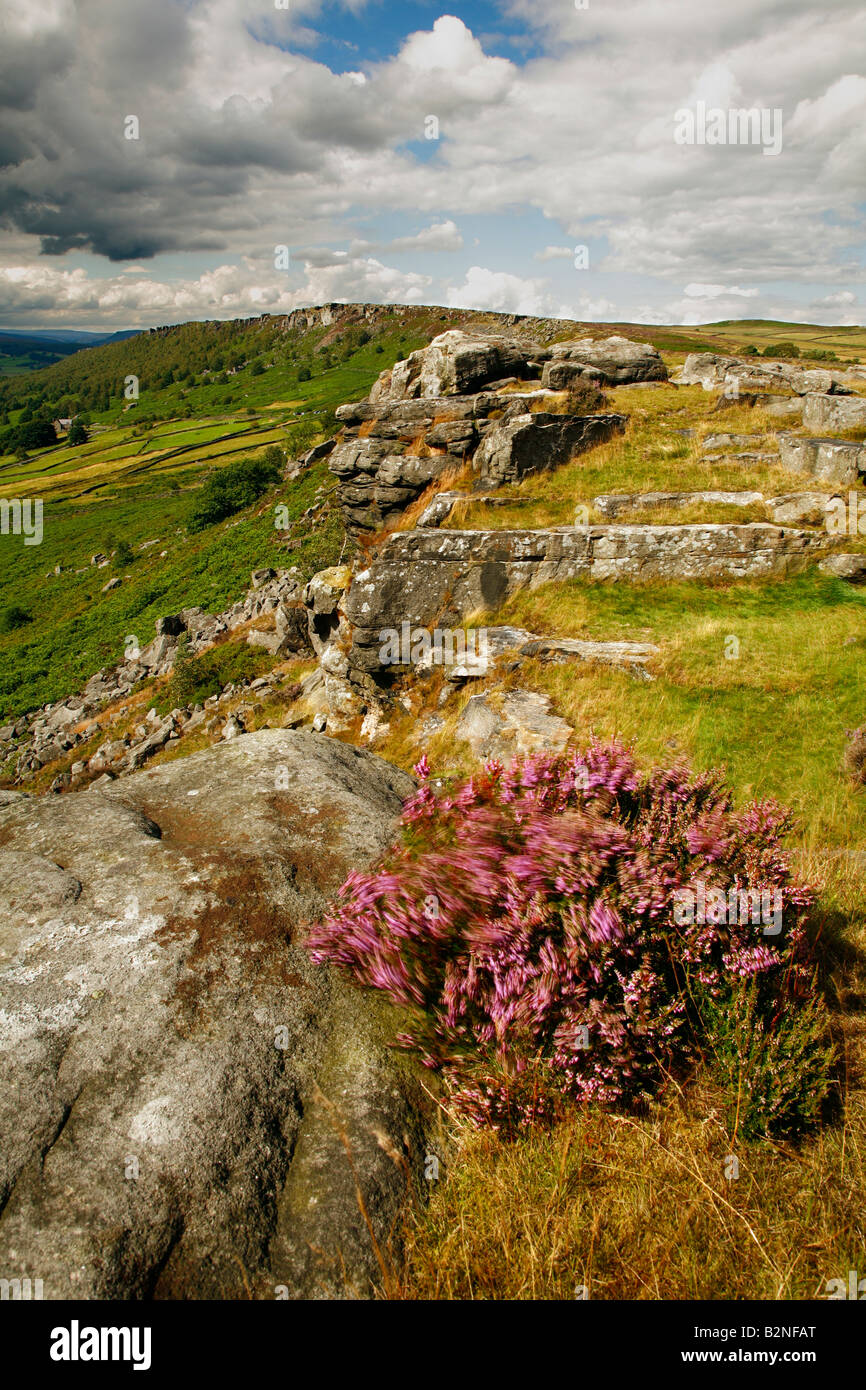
[1,311,866,1302]
[1,305,863,719]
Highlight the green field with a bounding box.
[0,311,444,716]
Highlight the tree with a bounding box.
[763,341,800,359]
[68,420,88,445]
[187,454,283,533]
[16,419,56,451]
[261,445,285,470]
[114,540,134,567]
[297,365,312,382]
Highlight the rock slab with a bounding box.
[0,731,426,1300]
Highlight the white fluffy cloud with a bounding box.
[446,266,553,317]
[0,257,433,326]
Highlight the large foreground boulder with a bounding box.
[0,732,426,1300]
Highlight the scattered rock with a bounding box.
[676,352,853,397]
[819,554,866,583]
[594,490,764,519]
[803,394,866,434]
[542,336,667,389]
[473,412,626,487]
[455,690,573,760]
[779,434,866,487]
[768,493,839,526]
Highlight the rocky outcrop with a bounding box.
[455,690,573,760]
[819,554,866,583]
[329,386,623,535]
[779,434,866,486]
[2,569,313,788]
[768,493,840,525]
[370,330,542,402]
[541,336,666,389]
[330,332,668,535]
[803,394,866,434]
[367,329,666,403]
[754,396,805,421]
[594,490,765,518]
[0,731,429,1300]
[344,524,834,685]
[676,352,854,397]
[592,489,841,527]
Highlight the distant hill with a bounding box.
[0,302,862,430]
[0,328,139,345]
[0,327,140,376]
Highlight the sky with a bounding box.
[0,0,864,332]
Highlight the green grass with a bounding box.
[391,571,865,850]
[0,460,340,722]
[0,319,428,719]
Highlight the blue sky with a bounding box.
[0,0,863,330]
[270,1,545,70]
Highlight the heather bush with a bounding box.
[699,984,835,1139]
[307,742,831,1135]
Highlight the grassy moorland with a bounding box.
[364,336,866,1301]
[2,311,866,1300]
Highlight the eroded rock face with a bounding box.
[328,389,566,536]
[369,330,543,402]
[803,394,866,434]
[594,490,765,519]
[473,412,626,487]
[344,524,834,683]
[330,332,664,535]
[0,731,427,1300]
[455,690,573,760]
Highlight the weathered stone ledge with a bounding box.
[345,523,835,679]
